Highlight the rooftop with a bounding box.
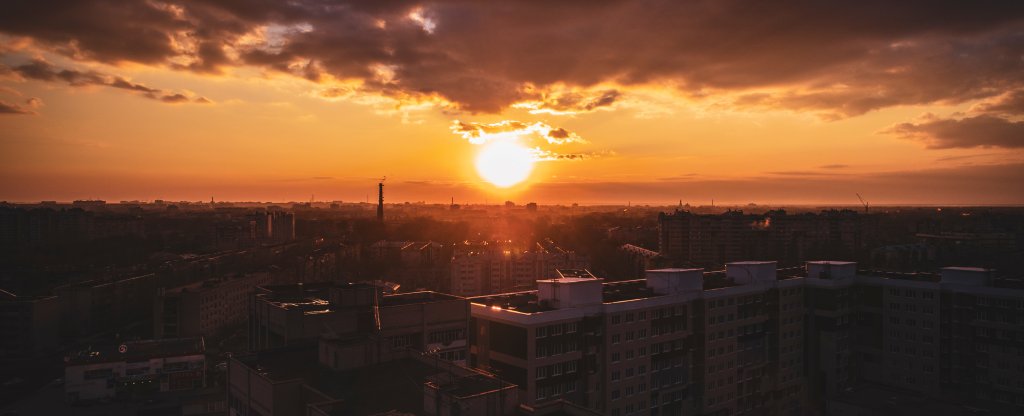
[66,337,205,366]
[381,291,463,306]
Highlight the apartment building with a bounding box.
[470,265,807,416]
[472,261,1024,416]
[450,240,588,297]
[0,289,59,355]
[154,272,271,339]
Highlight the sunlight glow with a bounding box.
[475,140,535,187]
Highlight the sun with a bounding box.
[475,140,535,187]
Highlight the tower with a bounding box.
[377,181,384,221]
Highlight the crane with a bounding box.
[856,193,869,213]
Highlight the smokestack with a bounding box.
[377,182,384,221]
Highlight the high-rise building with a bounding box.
[468,262,1024,415]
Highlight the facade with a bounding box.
[155,272,271,339]
[470,262,1024,415]
[0,289,59,355]
[450,240,588,297]
[657,210,871,268]
[64,337,206,402]
[54,273,157,339]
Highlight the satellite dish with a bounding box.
[118,344,128,354]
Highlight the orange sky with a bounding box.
[1,2,1022,205]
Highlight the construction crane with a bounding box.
[856,193,869,213]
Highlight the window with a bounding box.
[612,371,621,381]
[566,360,578,373]
[612,334,621,344]
[566,322,579,333]
[536,327,548,338]
[537,366,549,379]
[612,352,621,362]
[612,315,622,325]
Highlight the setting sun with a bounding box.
[475,140,535,188]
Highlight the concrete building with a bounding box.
[450,240,588,297]
[64,337,206,402]
[154,272,271,339]
[657,210,872,268]
[469,261,1024,416]
[0,289,59,356]
[469,268,705,415]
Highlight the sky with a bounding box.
[1,1,1023,205]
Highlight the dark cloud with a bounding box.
[0,96,42,115]
[972,90,1024,116]
[2,59,208,104]
[516,89,621,114]
[884,114,1024,149]
[2,1,1022,114]
[0,100,32,114]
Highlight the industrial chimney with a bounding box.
[377,181,384,221]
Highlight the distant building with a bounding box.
[450,240,588,297]
[0,289,59,355]
[154,272,271,339]
[64,337,206,402]
[658,209,872,268]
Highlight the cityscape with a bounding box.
[2,2,1024,416]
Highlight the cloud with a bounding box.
[2,1,1022,115]
[1,59,208,104]
[970,90,1024,116]
[513,88,621,115]
[450,120,585,145]
[0,96,42,115]
[883,114,1024,149]
[819,164,849,169]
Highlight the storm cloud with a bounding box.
[1,0,1022,114]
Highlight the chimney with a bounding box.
[377,182,384,221]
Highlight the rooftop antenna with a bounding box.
[856,193,869,213]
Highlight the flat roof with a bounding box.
[537,277,601,284]
[942,266,992,272]
[381,291,463,306]
[67,337,205,366]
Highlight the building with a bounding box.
[450,240,588,297]
[54,273,157,339]
[154,272,271,339]
[367,240,448,290]
[469,260,1024,416]
[250,282,470,365]
[227,346,520,416]
[658,210,872,268]
[0,289,59,355]
[64,337,206,402]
